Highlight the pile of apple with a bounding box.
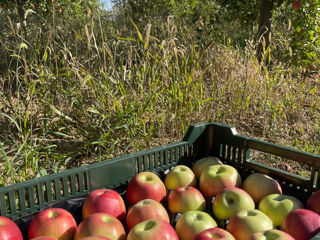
[1,156,320,240]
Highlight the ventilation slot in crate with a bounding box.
[219,144,242,163]
[247,149,312,179]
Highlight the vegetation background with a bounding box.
[0,0,319,186]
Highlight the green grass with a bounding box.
[0,5,319,186]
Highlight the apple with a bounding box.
[212,187,255,220]
[168,186,206,214]
[127,219,179,240]
[192,227,235,240]
[126,171,167,205]
[126,198,170,231]
[258,193,304,226]
[226,209,273,240]
[80,237,111,240]
[249,229,294,240]
[307,190,320,214]
[292,1,302,10]
[30,237,58,240]
[277,163,293,173]
[281,209,320,240]
[199,164,242,197]
[0,216,23,240]
[175,210,218,240]
[164,165,197,190]
[243,173,282,204]
[74,213,126,240]
[192,157,223,179]
[27,208,77,240]
[82,188,126,220]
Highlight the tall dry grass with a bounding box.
[0,4,319,185]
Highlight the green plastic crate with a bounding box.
[1,122,320,238]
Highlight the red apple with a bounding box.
[0,216,23,240]
[258,193,304,227]
[82,188,126,220]
[292,1,302,10]
[126,172,167,205]
[277,163,293,173]
[168,187,206,214]
[80,237,111,240]
[192,228,235,240]
[74,213,126,240]
[175,210,218,240]
[281,209,320,240]
[126,198,170,231]
[249,229,294,240]
[127,219,179,240]
[164,165,197,190]
[243,173,282,204]
[27,208,77,240]
[30,237,58,240]
[212,187,255,220]
[226,209,273,240]
[192,157,223,179]
[307,190,320,214]
[199,165,242,197]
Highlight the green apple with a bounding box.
[249,229,294,240]
[168,187,206,214]
[243,173,282,204]
[192,156,223,179]
[175,210,218,240]
[199,165,242,197]
[127,219,179,240]
[212,187,255,220]
[165,165,197,190]
[258,193,304,227]
[226,209,273,240]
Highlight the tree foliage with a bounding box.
[116,0,319,66]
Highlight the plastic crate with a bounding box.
[1,122,320,238]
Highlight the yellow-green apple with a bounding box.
[212,187,255,220]
[199,165,242,197]
[281,209,320,240]
[80,237,111,240]
[125,198,170,231]
[164,165,197,190]
[258,193,303,226]
[82,188,126,220]
[127,219,179,240]
[192,228,235,240]
[192,157,223,179]
[249,229,294,240]
[27,208,77,240]
[175,210,218,240]
[74,213,126,240]
[30,237,58,240]
[0,216,23,240]
[126,171,166,205]
[226,209,273,240]
[243,173,282,204]
[307,190,320,214]
[168,187,206,214]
